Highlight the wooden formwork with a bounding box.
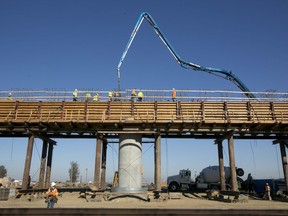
[0,101,288,127]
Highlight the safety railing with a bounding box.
[1,89,288,102]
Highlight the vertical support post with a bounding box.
[154,133,161,191]
[100,138,108,189]
[38,140,48,188]
[22,134,35,190]
[217,140,226,191]
[279,142,288,191]
[45,142,54,188]
[94,134,103,188]
[227,134,238,191]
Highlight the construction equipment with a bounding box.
[167,166,244,192]
[117,12,256,99]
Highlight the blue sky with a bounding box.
[0,0,288,183]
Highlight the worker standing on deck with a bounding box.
[131,89,136,102]
[7,92,12,100]
[45,182,59,208]
[86,92,92,102]
[138,91,144,102]
[172,88,176,102]
[108,90,113,101]
[73,89,78,101]
[93,92,99,102]
[263,183,272,200]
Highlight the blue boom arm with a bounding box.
[117,12,256,99]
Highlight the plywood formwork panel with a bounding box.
[0,101,17,121]
[226,102,249,122]
[107,102,132,121]
[86,102,108,121]
[273,103,288,122]
[134,102,155,121]
[250,102,274,122]
[156,102,177,121]
[179,102,202,121]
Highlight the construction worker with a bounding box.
[86,92,92,102]
[7,92,12,100]
[138,91,144,102]
[45,182,59,208]
[73,89,78,101]
[93,92,99,102]
[263,183,272,200]
[131,89,136,102]
[172,88,176,102]
[108,90,113,101]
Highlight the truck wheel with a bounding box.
[236,168,244,176]
[169,182,179,192]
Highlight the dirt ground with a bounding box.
[0,192,288,209]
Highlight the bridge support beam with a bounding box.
[227,135,238,191]
[279,141,288,191]
[154,133,161,191]
[100,138,108,189]
[22,134,35,190]
[45,142,54,188]
[115,134,145,193]
[217,140,226,191]
[94,134,103,188]
[38,140,48,188]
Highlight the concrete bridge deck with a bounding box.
[0,100,287,139]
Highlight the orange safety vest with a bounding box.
[132,89,136,96]
[47,187,59,199]
[172,89,176,98]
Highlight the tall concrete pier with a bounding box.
[115,134,145,192]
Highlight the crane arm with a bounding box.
[117,12,256,98]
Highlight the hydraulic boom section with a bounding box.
[117,12,256,99]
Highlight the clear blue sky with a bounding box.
[0,0,287,183]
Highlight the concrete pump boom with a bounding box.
[117,12,256,99]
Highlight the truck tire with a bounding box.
[236,168,244,176]
[168,182,179,192]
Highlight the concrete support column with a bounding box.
[38,140,48,188]
[217,140,226,191]
[94,134,103,188]
[279,142,288,191]
[154,134,161,191]
[116,134,144,192]
[227,135,238,191]
[100,139,108,189]
[45,143,54,188]
[22,134,35,190]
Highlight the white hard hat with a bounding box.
[51,182,56,187]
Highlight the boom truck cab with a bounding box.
[167,166,244,192]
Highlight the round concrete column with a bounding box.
[116,134,145,193]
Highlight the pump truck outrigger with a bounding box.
[118,12,256,99]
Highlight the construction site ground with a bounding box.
[0,192,288,210]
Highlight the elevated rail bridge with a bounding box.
[0,89,288,194]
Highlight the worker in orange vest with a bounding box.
[46,182,59,208]
[172,88,176,102]
[131,89,136,102]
